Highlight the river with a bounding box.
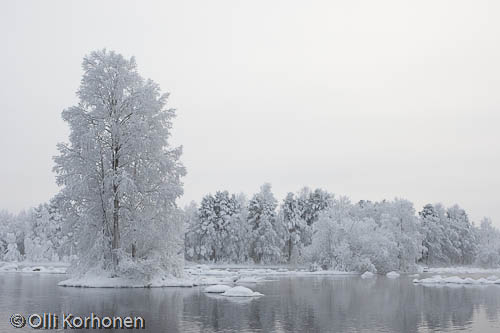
[1,273,500,332]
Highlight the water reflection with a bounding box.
[1,274,500,332]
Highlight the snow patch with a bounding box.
[386,271,400,278]
[361,271,374,279]
[221,286,264,297]
[0,261,68,274]
[58,274,195,288]
[427,267,500,274]
[236,276,265,283]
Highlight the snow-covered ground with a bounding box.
[8,261,500,288]
[0,262,358,288]
[427,267,500,274]
[0,261,69,274]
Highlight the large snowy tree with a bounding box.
[53,50,186,278]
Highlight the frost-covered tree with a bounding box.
[446,205,477,265]
[0,211,14,260]
[183,201,200,261]
[475,217,500,268]
[380,199,422,271]
[23,203,67,262]
[249,183,283,263]
[296,188,333,247]
[418,203,455,265]
[298,188,333,227]
[195,191,243,262]
[53,50,185,278]
[307,196,398,273]
[282,192,307,262]
[223,194,251,263]
[0,210,27,261]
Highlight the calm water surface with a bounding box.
[1,273,500,332]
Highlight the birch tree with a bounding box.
[53,50,186,277]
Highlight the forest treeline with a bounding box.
[1,183,498,273]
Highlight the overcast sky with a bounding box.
[1,0,499,225]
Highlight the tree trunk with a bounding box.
[111,143,120,269]
[112,193,120,267]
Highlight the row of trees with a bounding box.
[184,185,332,264]
[184,184,499,273]
[1,183,498,273]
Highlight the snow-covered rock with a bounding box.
[386,271,400,278]
[361,271,374,279]
[221,286,264,297]
[204,285,232,293]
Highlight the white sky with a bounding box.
[1,0,499,225]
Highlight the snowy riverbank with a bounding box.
[7,261,500,288]
[57,264,359,288]
[427,267,500,274]
[0,261,69,274]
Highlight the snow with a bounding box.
[204,285,232,293]
[361,271,374,279]
[58,274,195,288]
[0,261,69,274]
[236,276,266,283]
[413,275,500,285]
[427,267,500,274]
[221,286,264,297]
[386,271,400,278]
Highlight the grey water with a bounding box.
[1,273,500,332]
